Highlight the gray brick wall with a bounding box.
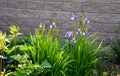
[0,0,120,43]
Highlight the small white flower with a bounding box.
[0,55,3,59]
[17,54,21,56]
[18,64,22,67]
[39,23,43,28]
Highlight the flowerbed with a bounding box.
[0,13,119,76]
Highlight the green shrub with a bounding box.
[111,26,120,65]
[111,40,120,65]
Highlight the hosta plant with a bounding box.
[11,54,43,76]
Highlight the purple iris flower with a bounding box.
[71,12,77,21]
[50,22,56,29]
[76,29,82,35]
[82,31,89,36]
[83,17,90,24]
[70,37,76,44]
[65,31,73,39]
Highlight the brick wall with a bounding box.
[0,0,120,43]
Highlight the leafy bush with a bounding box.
[111,40,120,65]
[111,26,120,65]
[98,26,120,75]
[4,25,24,70]
[12,54,52,76]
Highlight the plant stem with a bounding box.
[2,52,4,72]
[14,35,17,66]
[0,51,2,74]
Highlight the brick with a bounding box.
[27,19,40,28]
[89,23,120,33]
[7,0,26,9]
[20,27,35,36]
[1,8,52,19]
[7,0,44,10]
[8,0,43,1]
[92,0,120,3]
[45,0,73,2]
[39,11,53,19]
[7,18,40,28]
[28,0,44,1]
[101,3,120,14]
[84,13,120,24]
[0,8,17,17]
[55,12,72,21]
[26,1,44,10]
[63,2,82,12]
[45,2,63,11]
[73,0,92,2]
[82,2,120,14]
[111,0,120,3]
[81,3,103,13]
[16,9,40,18]
[15,9,53,19]
[0,9,8,17]
[91,0,111,3]
[61,21,74,31]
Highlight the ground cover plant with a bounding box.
[100,26,120,76]
[0,13,107,76]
